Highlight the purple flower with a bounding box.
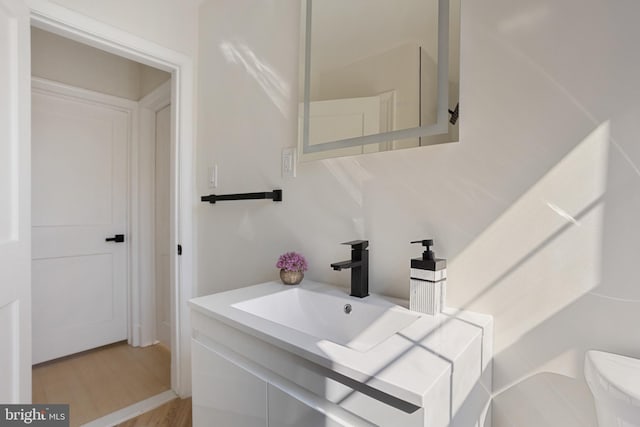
[276,252,308,272]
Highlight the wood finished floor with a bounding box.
[32,341,171,427]
[116,397,192,427]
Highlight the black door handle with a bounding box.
[105,234,125,243]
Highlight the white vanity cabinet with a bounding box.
[192,340,267,426]
[267,385,348,427]
[190,281,493,427]
[192,335,368,427]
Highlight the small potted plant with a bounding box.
[276,252,308,285]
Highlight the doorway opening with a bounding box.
[29,0,195,406]
[30,24,184,425]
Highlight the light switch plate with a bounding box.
[282,147,296,178]
[208,164,218,188]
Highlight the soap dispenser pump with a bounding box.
[409,239,447,315]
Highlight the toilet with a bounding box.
[585,350,640,427]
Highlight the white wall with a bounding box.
[32,27,170,100]
[42,0,198,57]
[197,0,640,426]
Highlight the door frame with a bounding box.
[29,2,195,397]
[137,80,172,348]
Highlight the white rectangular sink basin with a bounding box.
[232,287,420,352]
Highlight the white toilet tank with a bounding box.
[585,350,640,427]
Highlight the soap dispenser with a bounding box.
[409,239,447,315]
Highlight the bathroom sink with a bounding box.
[190,280,494,413]
[232,287,420,352]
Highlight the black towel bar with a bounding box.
[201,189,282,204]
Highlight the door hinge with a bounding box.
[177,244,182,255]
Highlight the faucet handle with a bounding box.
[341,240,369,250]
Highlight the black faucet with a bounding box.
[330,240,369,298]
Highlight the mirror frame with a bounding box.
[300,0,457,156]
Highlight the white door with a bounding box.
[0,0,31,403]
[155,104,171,348]
[31,83,130,364]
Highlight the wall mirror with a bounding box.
[298,0,460,161]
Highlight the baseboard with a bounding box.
[80,390,178,427]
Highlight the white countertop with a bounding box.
[189,280,492,408]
